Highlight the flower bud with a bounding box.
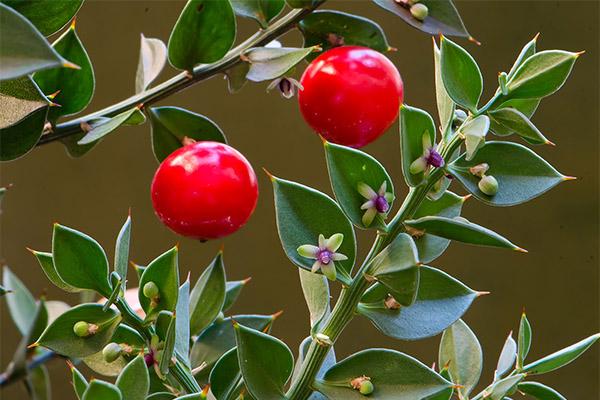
[478,175,499,196]
[143,281,159,299]
[410,3,428,21]
[102,342,123,363]
[73,321,98,338]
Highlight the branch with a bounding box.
[0,351,63,388]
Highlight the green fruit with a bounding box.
[73,321,93,337]
[102,342,123,363]
[410,3,429,21]
[478,175,499,196]
[143,281,159,298]
[360,380,374,395]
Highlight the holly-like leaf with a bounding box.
[299,268,330,333]
[2,0,83,36]
[399,105,437,187]
[488,108,550,145]
[222,279,250,312]
[495,331,517,380]
[314,349,452,399]
[358,266,478,340]
[138,246,180,321]
[82,380,122,400]
[116,355,149,400]
[243,46,319,82]
[33,21,94,122]
[3,266,37,335]
[149,106,226,163]
[231,0,285,29]
[522,333,600,375]
[29,250,79,292]
[440,35,482,113]
[433,40,455,141]
[114,213,131,292]
[168,0,236,71]
[518,382,566,400]
[189,250,226,336]
[175,279,190,367]
[77,107,140,145]
[517,311,532,369]
[209,347,243,400]
[448,141,568,206]
[488,98,540,137]
[136,34,167,94]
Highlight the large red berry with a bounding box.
[298,46,404,148]
[151,142,258,240]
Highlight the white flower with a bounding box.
[357,181,394,227]
[297,233,348,280]
[410,131,444,177]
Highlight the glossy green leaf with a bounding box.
[168,0,236,71]
[224,63,249,93]
[33,23,94,122]
[488,108,550,145]
[270,175,356,283]
[222,279,249,311]
[299,10,391,61]
[231,0,284,29]
[149,106,226,163]
[314,349,451,399]
[358,266,478,340]
[404,215,524,251]
[82,349,128,377]
[439,319,482,399]
[517,311,532,369]
[448,141,568,206]
[522,333,600,374]
[299,268,330,333]
[518,381,566,400]
[136,34,167,94]
[507,34,538,81]
[412,191,466,263]
[3,266,36,335]
[488,98,540,137]
[26,365,51,400]
[77,107,139,145]
[114,213,131,292]
[433,41,455,141]
[70,363,88,399]
[209,347,243,400]
[146,394,176,400]
[112,324,145,350]
[2,0,83,36]
[285,0,312,8]
[58,118,108,158]
[399,105,437,187]
[429,363,453,400]
[82,380,122,400]
[159,313,177,375]
[0,76,49,161]
[190,314,276,383]
[37,304,121,357]
[373,0,470,38]
[52,223,112,297]
[138,246,180,321]
[116,355,149,400]
[496,332,517,380]
[189,250,226,336]
[440,35,482,112]
[0,3,73,80]
[244,46,318,82]
[30,250,79,292]
[324,141,394,231]
[485,373,525,400]
[234,323,293,400]
[175,279,190,367]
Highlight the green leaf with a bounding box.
[518,381,566,400]
[77,107,140,145]
[82,380,122,400]
[33,22,94,122]
[52,222,112,297]
[299,10,391,61]
[231,0,284,29]
[146,394,176,400]
[448,141,568,206]
[484,373,526,400]
[507,34,538,81]
[440,35,482,112]
[412,191,466,263]
[2,0,83,36]
[70,363,88,399]
[439,319,482,399]
[358,266,478,340]
[0,3,74,80]
[285,0,312,8]
[224,63,249,93]
[11,298,49,379]
[168,0,236,71]
[138,246,180,321]
[82,350,128,377]
[136,34,167,94]
[243,46,318,82]
[488,108,550,145]
[488,98,540,137]
[403,215,524,251]
[149,106,226,163]
[324,141,394,231]
[209,347,243,400]
[0,76,49,161]
[270,175,356,282]
[429,363,453,400]
[433,41,455,141]
[366,233,420,306]
[189,250,226,336]
[29,250,79,292]
[116,355,149,400]
[175,279,190,367]
[234,322,293,400]
[114,213,131,292]
[26,365,51,400]
[314,349,451,399]
[496,332,517,380]
[112,324,146,350]
[299,268,330,333]
[399,105,437,187]
[37,303,121,357]
[103,276,122,312]
[159,313,177,375]
[372,0,470,38]
[3,266,37,335]
[522,333,600,374]
[517,311,532,369]
[222,279,250,312]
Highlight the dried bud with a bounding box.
[351,376,374,395]
[315,333,333,346]
[102,342,123,363]
[478,175,499,196]
[73,321,98,338]
[143,281,159,299]
[385,295,402,310]
[469,163,489,178]
[410,3,429,21]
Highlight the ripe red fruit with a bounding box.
[298,46,404,148]
[151,142,258,240]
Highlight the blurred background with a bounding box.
[1,0,598,398]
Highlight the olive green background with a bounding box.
[1,1,598,398]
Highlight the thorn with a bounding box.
[388,47,397,52]
[469,36,481,46]
[546,140,556,146]
[533,32,540,42]
[175,241,180,250]
[443,359,452,370]
[3,183,12,190]
[452,384,466,389]
[515,247,528,253]
[140,33,146,40]
[476,291,490,297]
[47,90,61,100]
[262,168,275,181]
[219,243,225,253]
[271,310,284,320]
[66,360,75,371]
[27,343,39,349]
[522,307,526,316]
[201,383,211,395]
[242,277,252,284]
[431,361,436,369]
[461,194,472,202]
[231,317,239,327]
[52,218,58,226]
[186,271,191,282]
[438,30,444,40]
[25,247,37,255]
[136,103,144,110]
[62,60,81,70]
[575,50,585,57]
[49,101,62,108]
[563,176,577,181]
[128,207,131,217]
[184,70,194,80]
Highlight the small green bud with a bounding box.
[478,175,499,196]
[410,3,428,21]
[214,311,225,324]
[143,281,159,299]
[360,380,374,395]
[73,321,98,338]
[102,342,123,363]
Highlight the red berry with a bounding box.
[298,46,404,148]
[151,142,258,240]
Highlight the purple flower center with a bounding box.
[144,352,154,367]
[375,196,389,213]
[427,150,445,168]
[318,250,332,265]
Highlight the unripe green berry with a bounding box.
[73,321,89,337]
[143,281,159,299]
[478,175,499,196]
[360,380,374,395]
[410,3,428,21]
[102,342,123,363]
[214,311,225,324]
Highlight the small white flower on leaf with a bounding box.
[358,181,394,227]
[297,233,348,281]
[409,131,444,177]
[267,76,303,99]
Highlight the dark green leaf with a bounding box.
[448,141,568,206]
[488,108,550,145]
[313,349,451,399]
[299,268,330,333]
[168,0,236,71]
[112,324,145,350]
[522,333,600,374]
[114,213,131,292]
[138,246,180,321]
[518,381,566,400]
[33,22,94,122]
[433,41,455,141]
[244,46,318,82]
[3,265,37,335]
[82,349,128,377]
[52,222,112,297]
[231,0,284,29]
[484,373,526,400]
[373,0,470,38]
[488,98,540,137]
[0,3,73,80]
[146,394,176,400]
[496,332,517,379]
[70,363,88,399]
[299,10,391,61]
[358,266,478,340]
[224,63,249,93]
[116,355,149,400]
[517,311,532,369]
[26,365,51,400]
[2,0,83,36]
[175,279,190,367]
[429,363,453,400]
[209,347,243,400]
[149,106,226,163]
[82,380,122,400]
[29,250,79,292]
[440,35,482,112]
[136,34,167,94]
[189,250,226,336]
[59,119,105,158]
[37,304,121,357]
[399,105,437,187]
[77,107,139,145]
[159,313,177,375]
[234,323,293,400]
[285,0,312,8]
[324,141,394,231]
[439,319,482,399]
[222,279,249,312]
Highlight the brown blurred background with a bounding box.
[1,1,598,398]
